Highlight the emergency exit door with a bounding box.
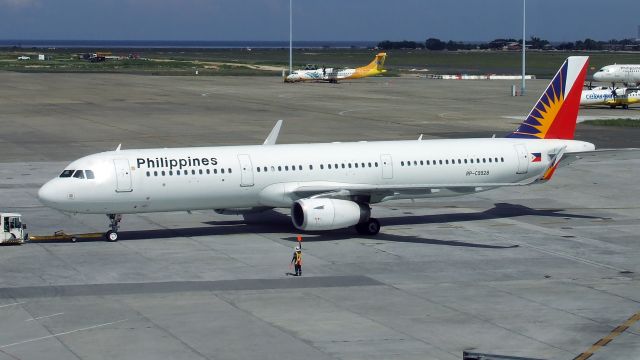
[237,154,254,187]
[113,159,133,192]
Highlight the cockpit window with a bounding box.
[85,170,95,179]
[72,170,85,179]
[59,170,74,178]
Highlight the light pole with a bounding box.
[521,0,526,95]
[289,0,292,75]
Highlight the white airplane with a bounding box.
[581,86,640,109]
[593,64,640,86]
[285,53,387,83]
[39,56,596,242]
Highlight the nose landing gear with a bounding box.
[105,214,122,242]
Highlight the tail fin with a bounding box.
[364,53,387,71]
[507,56,589,140]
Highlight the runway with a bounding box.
[0,72,638,360]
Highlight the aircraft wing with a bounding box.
[289,182,521,203]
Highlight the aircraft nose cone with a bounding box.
[593,72,603,81]
[38,181,62,208]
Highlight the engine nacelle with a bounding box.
[291,198,370,231]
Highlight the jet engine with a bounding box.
[291,198,370,231]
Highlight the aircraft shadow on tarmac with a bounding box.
[76,203,599,249]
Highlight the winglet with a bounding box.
[540,146,567,181]
[263,120,283,145]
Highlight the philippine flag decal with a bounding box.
[531,152,542,162]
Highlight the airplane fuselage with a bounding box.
[581,87,640,107]
[38,138,594,215]
[593,64,640,85]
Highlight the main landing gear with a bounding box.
[105,214,122,242]
[355,218,381,236]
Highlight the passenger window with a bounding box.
[264,167,268,172]
[320,164,324,169]
[348,163,352,168]
[401,161,404,166]
[228,168,232,173]
[309,165,313,170]
[169,171,173,176]
[73,170,85,179]
[214,169,218,174]
[257,167,261,172]
[199,169,203,175]
[298,165,302,170]
[375,162,378,167]
[177,170,181,175]
[146,171,150,177]
[285,166,289,171]
[85,170,95,179]
[354,163,358,168]
[192,170,196,175]
[206,169,210,174]
[221,169,225,174]
[161,171,166,176]
[59,169,74,178]
[154,171,158,176]
[278,166,282,171]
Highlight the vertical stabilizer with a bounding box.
[507,56,589,140]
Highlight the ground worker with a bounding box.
[291,245,302,276]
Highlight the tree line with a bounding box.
[377,37,640,51]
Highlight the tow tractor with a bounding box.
[0,213,27,245]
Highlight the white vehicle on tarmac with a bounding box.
[1,213,26,244]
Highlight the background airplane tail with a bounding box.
[507,56,589,140]
[363,53,387,72]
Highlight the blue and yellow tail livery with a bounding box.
[508,56,589,140]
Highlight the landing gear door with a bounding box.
[514,144,529,174]
[238,154,254,187]
[380,154,393,179]
[113,159,133,192]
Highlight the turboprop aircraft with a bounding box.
[284,52,387,83]
[40,56,596,242]
[593,64,640,86]
[581,86,640,109]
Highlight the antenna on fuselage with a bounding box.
[115,144,121,151]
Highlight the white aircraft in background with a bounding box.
[593,64,640,86]
[581,86,640,109]
[40,57,597,242]
[285,53,387,83]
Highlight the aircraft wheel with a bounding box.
[622,104,629,109]
[355,218,381,236]
[106,230,118,242]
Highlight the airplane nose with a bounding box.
[593,72,602,81]
[38,181,62,208]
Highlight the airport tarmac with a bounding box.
[0,72,639,360]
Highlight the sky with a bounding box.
[0,0,638,42]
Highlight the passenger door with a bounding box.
[514,144,529,174]
[113,159,133,192]
[237,154,254,187]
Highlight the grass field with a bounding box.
[1,48,639,77]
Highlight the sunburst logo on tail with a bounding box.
[507,57,589,140]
